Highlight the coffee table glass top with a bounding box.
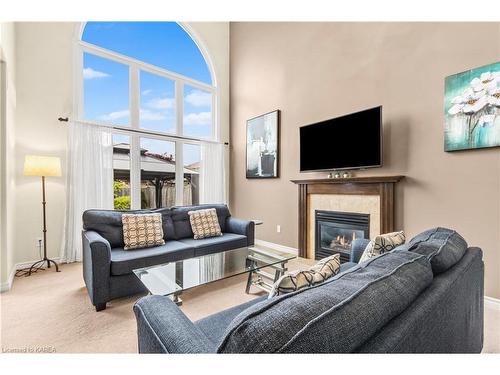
[133,245,296,297]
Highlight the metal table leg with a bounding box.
[246,260,288,294]
[169,294,183,306]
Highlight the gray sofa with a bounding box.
[82,204,254,311]
[133,227,484,353]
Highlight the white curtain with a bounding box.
[200,142,226,204]
[199,253,225,283]
[199,142,226,280]
[60,121,114,263]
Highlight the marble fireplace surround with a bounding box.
[308,195,379,260]
[291,176,404,259]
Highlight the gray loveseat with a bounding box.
[133,227,484,353]
[82,204,254,311]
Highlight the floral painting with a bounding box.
[444,62,500,151]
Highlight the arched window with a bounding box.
[77,22,219,209]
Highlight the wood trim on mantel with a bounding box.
[291,175,405,185]
[291,176,405,258]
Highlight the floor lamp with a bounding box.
[23,155,62,276]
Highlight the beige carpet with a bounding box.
[1,261,499,353]
[0,260,311,353]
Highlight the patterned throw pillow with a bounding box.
[309,253,341,284]
[188,208,223,240]
[269,254,340,297]
[359,231,406,262]
[122,213,165,250]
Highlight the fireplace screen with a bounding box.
[315,210,370,262]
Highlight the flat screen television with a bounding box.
[300,106,382,172]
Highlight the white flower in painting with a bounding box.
[494,71,500,82]
[448,88,488,115]
[462,92,488,114]
[479,114,496,126]
[449,88,488,115]
[448,95,466,115]
[470,71,497,92]
[487,85,500,107]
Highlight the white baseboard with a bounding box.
[0,267,15,293]
[255,239,298,255]
[485,296,500,311]
[0,257,61,293]
[15,257,61,270]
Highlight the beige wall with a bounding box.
[0,22,17,291]
[229,22,500,298]
[6,22,230,286]
[15,22,73,274]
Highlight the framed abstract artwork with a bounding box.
[246,110,280,178]
[444,61,500,151]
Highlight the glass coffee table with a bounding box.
[133,245,296,305]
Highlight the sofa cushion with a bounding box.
[406,227,468,274]
[339,262,357,272]
[171,204,230,240]
[83,208,175,248]
[83,209,132,248]
[196,261,358,346]
[217,250,433,353]
[110,241,194,276]
[179,233,247,257]
[151,208,176,241]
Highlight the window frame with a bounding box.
[76,23,218,209]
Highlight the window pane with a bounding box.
[113,134,131,210]
[82,22,212,85]
[140,70,176,133]
[140,138,176,209]
[183,143,201,205]
[83,53,130,125]
[183,85,213,139]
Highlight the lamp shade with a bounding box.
[23,155,62,177]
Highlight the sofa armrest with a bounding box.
[82,230,112,308]
[225,217,255,246]
[351,238,370,263]
[133,295,215,353]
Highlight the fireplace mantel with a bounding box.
[291,176,405,258]
[290,176,404,185]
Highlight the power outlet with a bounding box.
[276,225,281,233]
[35,237,43,249]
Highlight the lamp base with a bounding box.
[27,257,60,276]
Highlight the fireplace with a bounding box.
[292,176,403,259]
[315,210,370,262]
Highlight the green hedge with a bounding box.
[114,196,131,210]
